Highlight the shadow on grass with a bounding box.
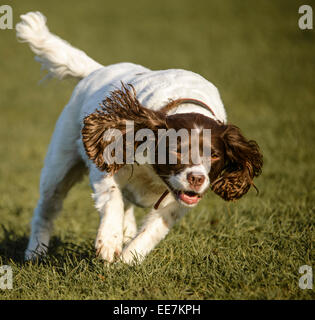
[0,225,28,264]
[0,225,95,270]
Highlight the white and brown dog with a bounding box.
[16,12,262,264]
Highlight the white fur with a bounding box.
[18,12,227,264]
[121,200,188,264]
[168,164,210,194]
[16,12,102,80]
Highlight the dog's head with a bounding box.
[82,84,263,207]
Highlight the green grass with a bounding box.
[0,0,314,299]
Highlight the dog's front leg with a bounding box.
[91,172,124,263]
[121,201,188,264]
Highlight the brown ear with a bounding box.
[82,83,166,174]
[211,124,263,201]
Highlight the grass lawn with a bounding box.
[0,0,314,299]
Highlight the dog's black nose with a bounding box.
[187,172,206,191]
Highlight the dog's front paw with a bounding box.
[121,245,145,265]
[25,248,46,262]
[25,235,49,261]
[95,233,123,263]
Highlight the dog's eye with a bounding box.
[211,153,219,160]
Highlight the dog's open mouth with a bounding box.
[175,190,202,206]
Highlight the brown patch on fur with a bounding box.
[82,83,166,174]
[210,125,263,201]
[152,113,223,186]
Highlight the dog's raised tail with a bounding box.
[16,11,103,80]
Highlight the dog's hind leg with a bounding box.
[25,154,86,261]
[25,100,87,261]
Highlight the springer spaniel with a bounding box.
[16,12,263,264]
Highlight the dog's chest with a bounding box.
[118,165,166,208]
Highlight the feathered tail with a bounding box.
[16,11,103,80]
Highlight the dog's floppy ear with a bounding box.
[211,124,263,201]
[82,83,166,174]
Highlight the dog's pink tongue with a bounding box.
[179,192,199,205]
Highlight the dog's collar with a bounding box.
[154,190,170,210]
[160,98,217,119]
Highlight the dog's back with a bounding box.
[16,12,226,125]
